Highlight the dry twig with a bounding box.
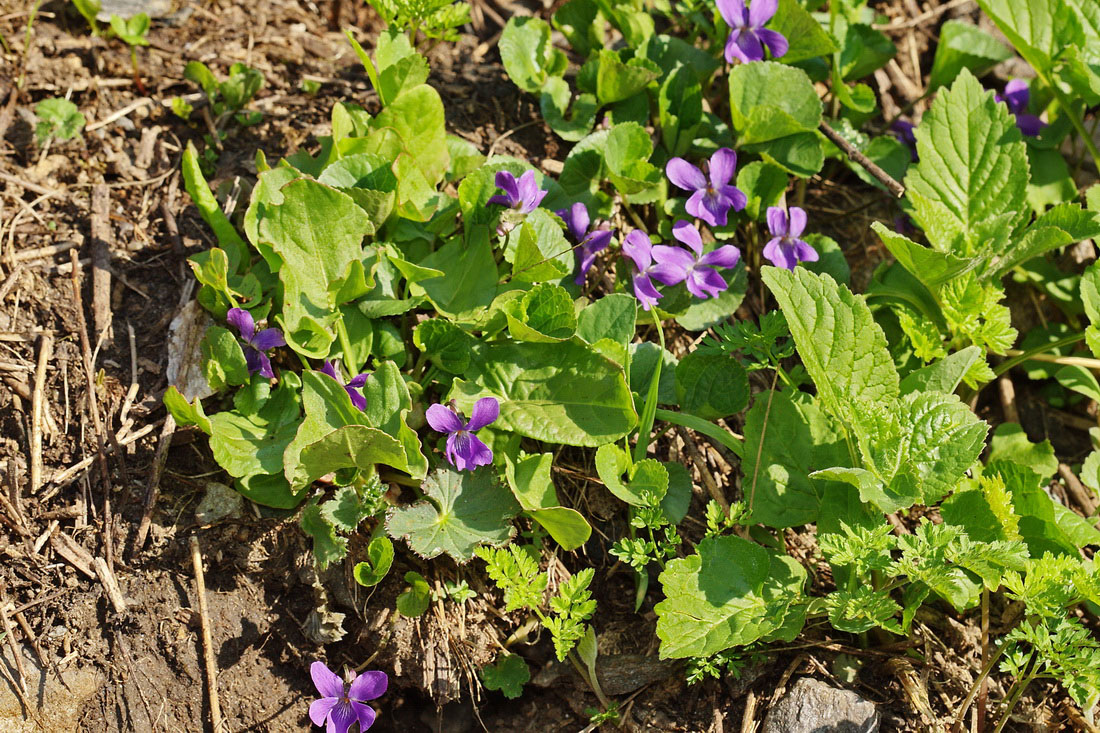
[819,121,906,198]
[30,333,52,494]
[191,535,226,733]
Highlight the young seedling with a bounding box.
[34,97,85,162]
[108,13,150,92]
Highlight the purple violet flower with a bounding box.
[487,170,547,214]
[319,361,369,411]
[763,206,818,271]
[717,0,788,64]
[226,307,285,379]
[666,148,747,228]
[671,220,742,300]
[995,79,1045,137]
[309,661,387,733]
[557,202,614,285]
[621,230,690,310]
[426,397,499,471]
[891,120,918,161]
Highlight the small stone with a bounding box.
[194,482,244,525]
[95,0,175,20]
[762,677,879,733]
[0,644,100,733]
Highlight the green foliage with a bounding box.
[654,535,806,659]
[108,13,149,46]
[480,654,530,699]
[386,468,519,561]
[367,0,471,42]
[476,545,596,660]
[34,98,85,145]
[397,571,432,616]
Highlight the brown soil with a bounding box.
[0,0,1091,731]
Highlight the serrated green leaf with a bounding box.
[905,70,1029,258]
[386,468,519,561]
[870,222,980,291]
[414,318,474,373]
[34,98,85,143]
[505,283,577,342]
[898,346,983,395]
[655,535,806,658]
[857,391,989,509]
[761,267,898,429]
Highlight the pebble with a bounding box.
[762,677,880,733]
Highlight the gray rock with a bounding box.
[762,677,879,733]
[96,0,175,20]
[0,644,101,733]
[194,482,244,525]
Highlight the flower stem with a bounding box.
[634,309,665,463]
[335,314,358,379]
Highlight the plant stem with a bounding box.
[951,629,1015,730]
[992,332,1085,377]
[335,314,358,378]
[653,409,744,457]
[992,664,1036,733]
[634,309,665,463]
[1048,82,1100,174]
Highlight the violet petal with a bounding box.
[709,148,738,187]
[226,307,255,343]
[666,158,707,191]
[466,397,500,431]
[348,670,388,702]
[311,662,345,700]
[426,404,464,434]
